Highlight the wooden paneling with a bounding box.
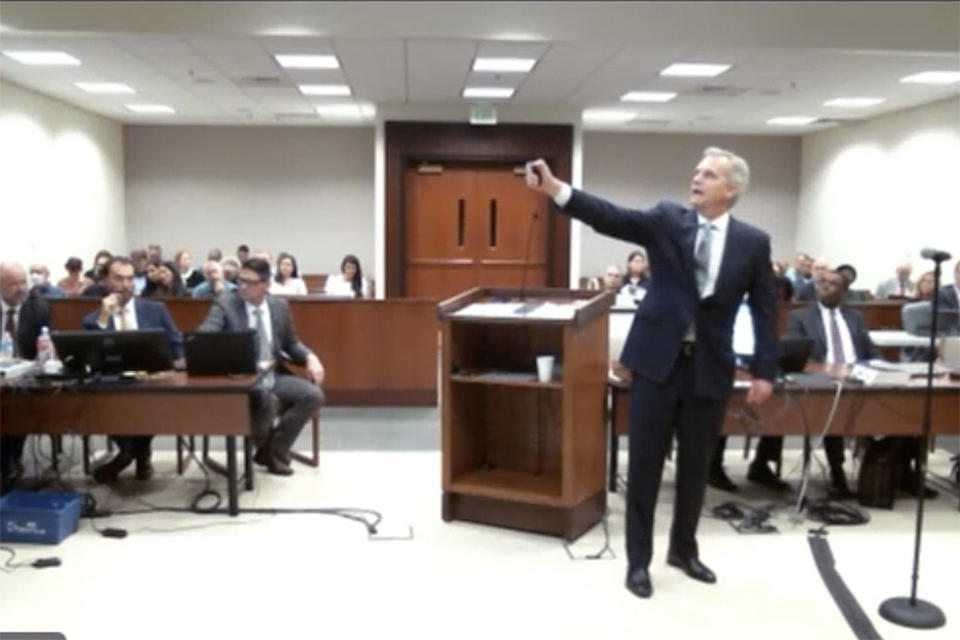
[47,297,438,406]
[386,121,573,297]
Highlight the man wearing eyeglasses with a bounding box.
[198,258,325,476]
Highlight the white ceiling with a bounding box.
[0,1,957,133]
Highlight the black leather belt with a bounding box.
[680,341,696,356]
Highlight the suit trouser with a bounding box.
[1,434,27,481]
[250,374,324,455]
[626,348,727,571]
[713,435,845,477]
[112,436,152,458]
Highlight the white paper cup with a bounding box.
[536,355,555,382]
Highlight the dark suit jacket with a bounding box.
[11,293,51,360]
[785,303,878,362]
[197,292,313,371]
[81,298,184,359]
[563,190,778,398]
[938,283,959,311]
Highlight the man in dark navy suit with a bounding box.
[83,256,183,483]
[526,148,778,599]
[1,262,52,494]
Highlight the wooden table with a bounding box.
[1,371,260,515]
[607,366,960,492]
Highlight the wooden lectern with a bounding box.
[437,287,613,540]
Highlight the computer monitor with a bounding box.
[51,329,173,376]
[902,302,960,337]
[183,330,257,375]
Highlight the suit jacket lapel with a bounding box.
[807,305,827,360]
[268,297,283,352]
[711,218,738,297]
[234,295,250,330]
[679,211,699,292]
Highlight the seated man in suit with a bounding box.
[752,270,876,498]
[1,262,53,494]
[85,256,183,483]
[937,258,960,311]
[875,260,916,299]
[197,258,325,476]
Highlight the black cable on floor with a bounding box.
[808,531,882,640]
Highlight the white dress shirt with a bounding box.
[694,211,729,299]
[1,300,21,337]
[97,300,139,330]
[245,299,273,349]
[818,303,856,364]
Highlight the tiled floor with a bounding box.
[2,408,957,640]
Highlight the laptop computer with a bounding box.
[183,330,257,376]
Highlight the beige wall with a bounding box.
[579,132,800,279]
[0,79,125,276]
[797,97,960,291]
[124,125,376,275]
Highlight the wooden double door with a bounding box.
[404,162,549,299]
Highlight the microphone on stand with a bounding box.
[878,246,949,630]
[920,247,951,262]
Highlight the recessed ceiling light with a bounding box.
[621,91,677,103]
[75,82,135,94]
[582,109,637,124]
[472,57,536,73]
[900,71,960,85]
[299,84,351,96]
[3,50,81,66]
[660,63,730,78]
[823,97,885,108]
[274,54,339,69]
[314,103,376,119]
[125,104,175,114]
[766,116,817,126]
[462,87,514,99]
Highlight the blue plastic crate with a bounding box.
[0,489,83,544]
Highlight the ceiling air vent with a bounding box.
[812,117,855,126]
[682,85,749,98]
[233,75,288,88]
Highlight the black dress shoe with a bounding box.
[93,452,134,484]
[829,475,856,500]
[625,567,652,598]
[135,454,154,481]
[708,467,738,493]
[667,553,717,584]
[254,447,293,476]
[747,463,791,492]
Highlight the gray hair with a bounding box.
[703,146,750,206]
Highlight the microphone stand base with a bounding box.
[879,596,946,629]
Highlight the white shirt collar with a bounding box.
[697,211,730,231]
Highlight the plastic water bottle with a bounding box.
[36,326,54,366]
[0,331,13,360]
